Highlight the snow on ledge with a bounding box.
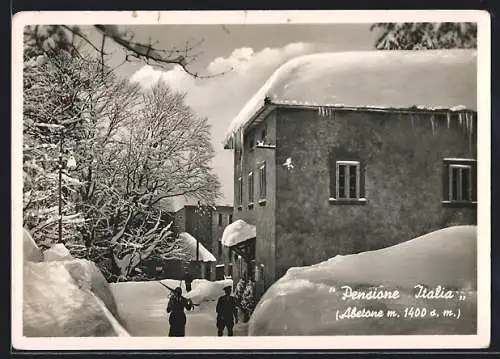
[221,219,256,247]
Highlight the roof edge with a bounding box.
[223,101,477,149]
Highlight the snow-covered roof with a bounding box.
[223,50,477,148]
[221,219,256,247]
[178,232,216,262]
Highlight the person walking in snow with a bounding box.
[183,271,194,293]
[166,287,193,337]
[216,285,239,336]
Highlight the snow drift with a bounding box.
[224,50,477,148]
[23,228,42,262]
[178,232,216,262]
[24,259,129,337]
[248,226,477,336]
[221,219,256,247]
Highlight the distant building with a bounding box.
[173,204,233,264]
[222,50,478,295]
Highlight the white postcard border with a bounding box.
[11,9,491,350]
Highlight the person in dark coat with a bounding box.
[216,285,239,336]
[183,271,194,293]
[166,287,193,337]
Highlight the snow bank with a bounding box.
[24,259,129,337]
[248,226,477,336]
[221,219,256,247]
[178,232,216,262]
[23,228,42,262]
[223,50,477,147]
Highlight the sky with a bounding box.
[88,24,379,207]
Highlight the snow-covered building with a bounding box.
[222,50,478,294]
[173,204,233,264]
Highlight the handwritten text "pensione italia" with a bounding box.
[336,285,457,301]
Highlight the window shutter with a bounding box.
[329,155,336,198]
[360,163,366,198]
[442,161,450,201]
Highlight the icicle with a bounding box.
[470,113,474,137]
[447,112,451,129]
[468,113,473,152]
[467,112,474,152]
[239,128,244,174]
[458,112,463,129]
[465,112,470,135]
[430,115,435,136]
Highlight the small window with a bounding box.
[336,161,360,200]
[218,241,222,256]
[443,158,476,205]
[261,128,267,143]
[259,162,266,199]
[237,177,243,207]
[228,214,233,224]
[249,137,254,151]
[248,171,255,205]
[218,213,223,226]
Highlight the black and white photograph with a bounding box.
[12,10,491,350]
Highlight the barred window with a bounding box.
[248,171,255,205]
[259,162,266,199]
[336,161,360,200]
[237,177,243,207]
[443,158,477,205]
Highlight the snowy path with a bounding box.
[110,280,248,337]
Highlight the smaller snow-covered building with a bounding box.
[223,50,478,294]
[173,204,233,264]
[178,232,217,262]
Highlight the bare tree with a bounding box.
[23,24,230,78]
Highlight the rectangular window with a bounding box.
[218,213,223,226]
[248,171,255,205]
[237,177,243,207]
[450,165,472,201]
[228,214,233,224]
[336,161,360,199]
[259,162,266,199]
[443,159,476,205]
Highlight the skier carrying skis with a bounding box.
[166,287,193,337]
[216,285,239,336]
